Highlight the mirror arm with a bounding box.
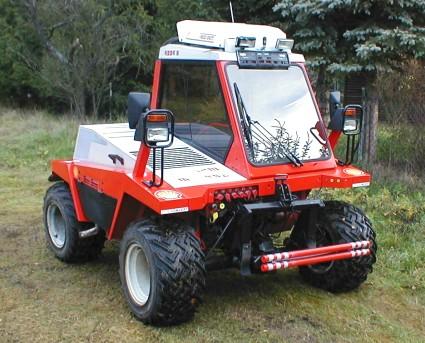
[328,130,342,151]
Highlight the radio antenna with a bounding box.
[229,2,235,23]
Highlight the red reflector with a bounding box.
[215,193,224,201]
[147,114,168,122]
[245,190,252,199]
[214,186,259,202]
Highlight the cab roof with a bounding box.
[158,20,305,63]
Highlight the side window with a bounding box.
[160,62,232,162]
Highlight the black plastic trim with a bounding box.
[77,182,117,231]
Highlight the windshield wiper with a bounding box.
[233,82,254,151]
[252,120,303,167]
[233,82,302,167]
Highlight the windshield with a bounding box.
[227,64,330,165]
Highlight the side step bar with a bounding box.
[259,241,371,272]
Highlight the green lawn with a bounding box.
[0,108,424,342]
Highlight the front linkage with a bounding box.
[228,181,372,276]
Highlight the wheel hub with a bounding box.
[46,203,66,248]
[125,243,151,306]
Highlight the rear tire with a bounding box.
[43,182,105,262]
[119,219,206,325]
[291,201,377,292]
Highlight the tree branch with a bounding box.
[23,0,69,65]
[47,19,74,39]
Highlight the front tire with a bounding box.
[291,201,377,292]
[119,219,206,325]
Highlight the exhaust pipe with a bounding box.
[79,225,100,239]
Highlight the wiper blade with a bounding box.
[251,120,303,167]
[233,82,302,167]
[233,82,254,150]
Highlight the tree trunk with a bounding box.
[360,75,379,166]
[72,88,86,118]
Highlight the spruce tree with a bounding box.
[275,0,425,163]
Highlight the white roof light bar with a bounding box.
[177,20,287,50]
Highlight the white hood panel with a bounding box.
[73,123,246,188]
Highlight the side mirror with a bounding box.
[128,92,151,129]
[328,103,363,136]
[342,105,363,135]
[329,91,341,119]
[135,109,175,148]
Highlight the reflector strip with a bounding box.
[261,248,371,272]
[260,241,370,263]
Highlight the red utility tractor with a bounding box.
[43,21,377,325]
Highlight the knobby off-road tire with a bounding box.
[43,182,105,262]
[119,219,206,326]
[291,201,377,292]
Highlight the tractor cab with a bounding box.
[129,20,364,182]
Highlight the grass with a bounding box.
[0,108,424,342]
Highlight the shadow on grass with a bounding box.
[205,268,304,298]
[79,241,307,306]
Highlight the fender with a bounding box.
[50,160,90,222]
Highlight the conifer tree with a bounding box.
[275,0,425,163]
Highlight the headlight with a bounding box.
[146,127,169,143]
[275,38,294,50]
[236,36,256,48]
[343,118,358,132]
[343,106,362,135]
[141,110,175,148]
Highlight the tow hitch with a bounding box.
[257,241,371,272]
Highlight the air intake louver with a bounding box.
[131,147,214,169]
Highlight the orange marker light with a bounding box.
[345,108,357,116]
[147,114,168,122]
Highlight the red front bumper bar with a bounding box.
[260,241,371,272]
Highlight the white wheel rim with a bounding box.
[125,243,151,306]
[46,203,66,248]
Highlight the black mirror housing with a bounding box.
[328,108,344,131]
[329,91,341,119]
[128,92,151,129]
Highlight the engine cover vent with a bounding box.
[132,147,215,170]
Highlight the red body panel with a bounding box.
[52,157,370,239]
[50,59,370,239]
